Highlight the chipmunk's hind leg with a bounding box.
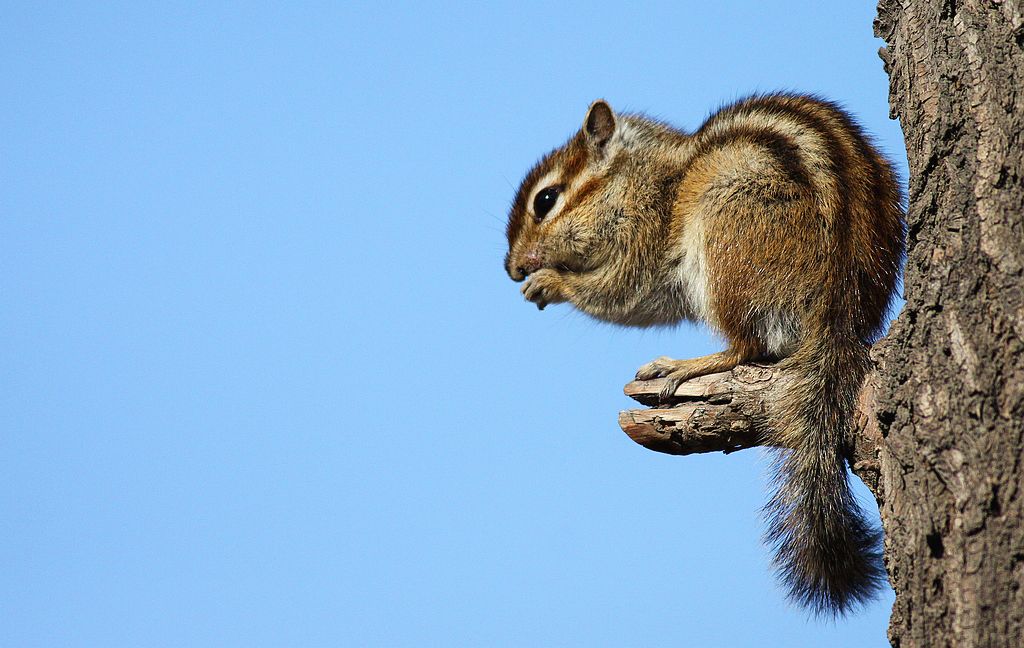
[636,344,760,401]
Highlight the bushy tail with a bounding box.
[765,330,886,616]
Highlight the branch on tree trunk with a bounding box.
[619,363,885,495]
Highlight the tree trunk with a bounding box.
[872,1,1024,645]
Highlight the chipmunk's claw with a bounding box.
[658,373,685,401]
[635,356,676,380]
[636,356,698,402]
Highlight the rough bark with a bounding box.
[873,1,1024,645]
[619,2,1024,645]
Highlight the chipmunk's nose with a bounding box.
[506,251,543,282]
[520,252,543,274]
[505,253,523,282]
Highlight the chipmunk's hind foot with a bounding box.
[635,349,751,401]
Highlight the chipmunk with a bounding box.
[503,93,905,615]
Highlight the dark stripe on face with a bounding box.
[571,176,605,208]
[506,135,594,248]
[559,138,589,184]
[506,149,557,246]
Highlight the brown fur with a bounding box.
[504,94,905,615]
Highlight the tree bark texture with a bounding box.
[873,1,1024,646]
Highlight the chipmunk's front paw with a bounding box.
[521,269,566,310]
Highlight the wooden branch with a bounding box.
[619,362,884,494]
[619,364,777,455]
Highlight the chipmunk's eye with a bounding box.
[533,186,561,222]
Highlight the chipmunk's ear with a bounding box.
[583,100,616,150]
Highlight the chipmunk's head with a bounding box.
[505,100,627,282]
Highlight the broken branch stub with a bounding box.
[618,362,882,494]
[619,364,780,456]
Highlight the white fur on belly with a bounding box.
[671,219,712,324]
[756,308,800,356]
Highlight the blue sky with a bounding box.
[2,2,905,646]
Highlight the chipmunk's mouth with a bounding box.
[550,261,583,274]
[506,247,600,281]
[550,252,603,275]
